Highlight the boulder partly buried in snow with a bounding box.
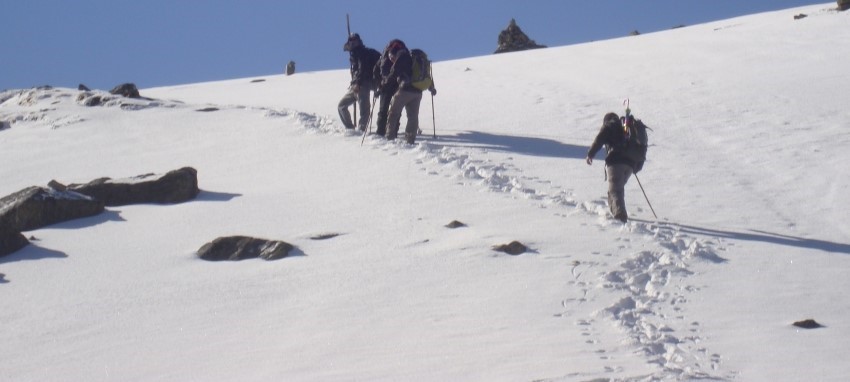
[0,231,29,257]
[109,83,141,98]
[68,167,200,206]
[0,186,105,234]
[197,236,295,261]
[492,240,528,255]
[793,319,824,329]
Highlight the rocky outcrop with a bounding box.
[197,236,295,261]
[0,186,105,234]
[68,167,200,206]
[109,83,141,98]
[494,19,546,54]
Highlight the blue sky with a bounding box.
[3,0,821,90]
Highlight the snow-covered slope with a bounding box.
[2,3,848,381]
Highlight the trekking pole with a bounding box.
[430,92,436,139]
[633,173,658,219]
[360,93,379,146]
[346,14,356,130]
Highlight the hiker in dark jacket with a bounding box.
[338,33,380,131]
[372,40,402,137]
[382,40,436,144]
[586,112,639,223]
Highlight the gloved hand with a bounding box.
[585,157,593,165]
[429,87,437,96]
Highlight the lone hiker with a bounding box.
[586,112,648,223]
[338,33,380,131]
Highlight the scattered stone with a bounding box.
[109,83,141,98]
[0,120,9,131]
[0,231,29,257]
[793,319,824,329]
[494,19,546,54]
[0,186,104,234]
[310,233,341,240]
[197,236,295,261]
[629,30,641,36]
[793,13,808,20]
[492,240,528,255]
[196,107,219,112]
[78,84,91,91]
[68,167,199,206]
[286,60,296,76]
[250,79,266,83]
[445,220,466,228]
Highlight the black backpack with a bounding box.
[621,115,649,166]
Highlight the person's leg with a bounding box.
[375,92,391,136]
[606,164,633,222]
[356,85,372,130]
[403,92,423,144]
[386,92,406,140]
[337,88,356,129]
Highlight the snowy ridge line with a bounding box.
[256,105,733,380]
[0,87,184,130]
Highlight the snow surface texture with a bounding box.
[2,3,849,381]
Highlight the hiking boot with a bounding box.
[614,212,628,223]
[405,133,415,145]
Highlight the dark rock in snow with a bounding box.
[77,92,107,107]
[492,240,528,255]
[196,107,219,112]
[197,236,295,261]
[109,83,141,98]
[494,19,546,54]
[793,13,808,20]
[68,167,200,206]
[0,231,29,257]
[78,84,91,91]
[793,319,824,329]
[0,186,104,234]
[310,233,341,240]
[445,220,467,228]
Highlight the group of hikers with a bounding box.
[338,33,436,145]
[336,33,650,223]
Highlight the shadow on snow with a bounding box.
[430,130,588,159]
[639,219,850,255]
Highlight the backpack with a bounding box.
[410,49,433,91]
[621,115,649,165]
